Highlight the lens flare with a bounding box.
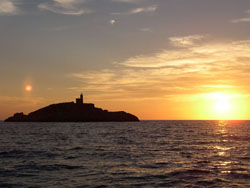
[25,85,32,92]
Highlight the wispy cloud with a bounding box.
[0,0,18,15]
[111,0,145,3]
[112,5,157,15]
[129,5,157,14]
[139,28,152,32]
[38,0,91,16]
[69,35,250,101]
[231,17,250,23]
[169,35,204,47]
[231,10,250,23]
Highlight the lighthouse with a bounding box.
[76,93,83,104]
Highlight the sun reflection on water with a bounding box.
[214,120,233,174]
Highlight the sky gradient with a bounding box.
[1,0,250,120]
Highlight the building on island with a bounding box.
[76,93,83,104]
[75,93,95,109]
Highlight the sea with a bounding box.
[0,120,249,188]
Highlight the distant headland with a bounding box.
[5,94,139,122]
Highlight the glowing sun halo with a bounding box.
[215,98,231,113]
[211,93,232,116]
[25,85,32,92]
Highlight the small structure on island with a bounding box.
[76,93,83,104]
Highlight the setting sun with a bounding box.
[210,93,233,119]
[198,92,237,120]
[199,92,248,120]
[214,95,231,114]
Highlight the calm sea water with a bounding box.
[0,120,249,188]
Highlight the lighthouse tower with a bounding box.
[76,93,84,104]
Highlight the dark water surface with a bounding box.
[0,121,249,188]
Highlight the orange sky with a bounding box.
[1,0,250,120]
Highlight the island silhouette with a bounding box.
[5,94,139,122]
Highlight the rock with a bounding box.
[5,102,139,122]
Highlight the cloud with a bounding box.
[169,35,204,47]
[69,35,250,101]
[231,10,250,23]
[129,5,157,14]
[112,5,157,15]
[111,0,145,3]
[231,17,250,23]
[139,28,152,32]
[0,0,18,15]
[119,39,250,69]
[38,0,91,15]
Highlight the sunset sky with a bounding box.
[1,0,250,120]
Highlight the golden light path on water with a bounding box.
[213,120,248,176]
[215,121,234,174]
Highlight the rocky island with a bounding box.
[5,94,139,122]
